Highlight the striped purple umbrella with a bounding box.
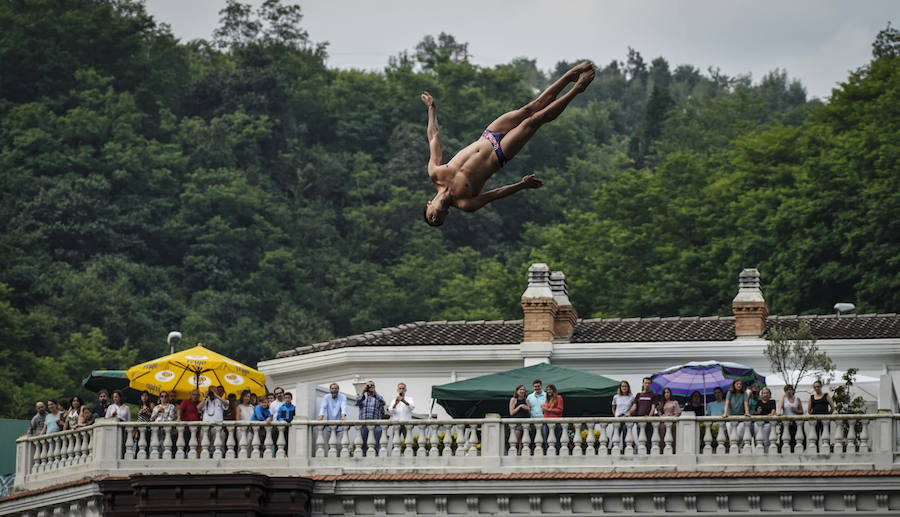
[650,361,766,403]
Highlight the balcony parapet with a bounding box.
[12,413,900,493]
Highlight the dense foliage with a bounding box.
[0,1,897,418]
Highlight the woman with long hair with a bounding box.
[722,379,750,446]
[755,387,776,452]
[137,391,155,423]
[540,384,564,453]
[777,385,804,452]
[607,380,634,453]
[657,387,682,451]
[237,389,255,421]
[509,384,530,455]
[64,395,84,430]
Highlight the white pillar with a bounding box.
[480,413,503,473]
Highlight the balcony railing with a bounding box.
[14,412,900,492]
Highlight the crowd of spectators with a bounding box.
[26,386,299,437]
[27,377,839,458]
[506,377,837,455]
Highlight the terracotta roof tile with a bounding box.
[273,313,900,359]
[307,470,900,482]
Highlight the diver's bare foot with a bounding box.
[576,60,594,74]
[574,69,595,92]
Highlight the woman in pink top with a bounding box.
[657,387,681,452]
[541,384,564,453]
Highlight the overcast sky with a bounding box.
[145,0,896,100]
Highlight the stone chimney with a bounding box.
[732,268,769,339]
[521,263,557,343]
[550,271,577,340]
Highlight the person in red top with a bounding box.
[540,384,564,453]
[177,389,201,422]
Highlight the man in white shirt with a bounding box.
[199,388,226,422]
[389,382,415,442]
[269,387,286,416]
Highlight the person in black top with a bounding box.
[754,387,777,452]
[808,380,835,443]
[683,391,705,416]
[509,384,530,455]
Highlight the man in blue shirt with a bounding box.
[275,392,296,423]
[355,380,385,456]
[317,383,348,454]
[526,379,548,450]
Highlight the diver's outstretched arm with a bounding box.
[422,92,442,170]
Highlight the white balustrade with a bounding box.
[12,414,900,493]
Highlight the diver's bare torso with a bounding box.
[428,139,500,203]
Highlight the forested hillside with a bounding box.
[1,1,897,418]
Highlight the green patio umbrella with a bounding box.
[431,363,620,418]
[81,370,143,404]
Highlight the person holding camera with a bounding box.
[355,380,386,456]
[199,387,226,422]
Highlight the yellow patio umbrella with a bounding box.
[126,344,266,400]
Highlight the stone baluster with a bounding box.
[237,425,249,459]
[847,419,858,454]
[263,426,274,459]
[326,426,338,458]
[136,427,148,460]
[625,423,636,455]
[700,423,711,454]
[833,420,845,453]
[803,420,817,456]
[149,426,160,460]
[199,425,210,459]
[378,424,389,458]
[63,433,75,467]
[45,436,56,471]
[250,425,262,459]
[188,425,200,459]
[754,421,765,454]
[276,426,287,458]
[859,419,870,453]
[31,439,43,474]
[364,424,377,458]
[77,431,89,465]
[225,424,236,459]
[533,423,545,456]
[546,423,558,456]
[176,424,186,459]
[559,423,570,456]
[637,423,648,456]
[352,425,363,457]
[774,422,784,455]
[572,424,584,456]
[819,420,831,455]
[211,425,223,459]
[340,426,350,458]
[314,426,325,457]
[469,425,481,457]
[600,422,625,456]
[423,425,435,458]
[69,433,81,465]
[404,426,416,458]
[521,424,532,456]
[650,421,661,456]
[663,422,674,454]
[162,426,173,460]
[715,421,726,455]
[507,423,517,456]
[740,420,753,455]
[589,424,600,456]
[391,424,402,456]
[122,427,134,460]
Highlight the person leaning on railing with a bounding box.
[509,384,530,455]
[754,387,776,452]
[75,405,95,428]
[626,377,659,453]
[608,380,634,452]
[809,380,836,441]
[777,385,804,452]
[540,384,564,453]
[722,379,750,445]
[657,387,681,452]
